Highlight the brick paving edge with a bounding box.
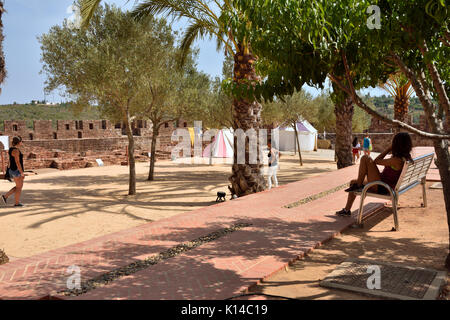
[239,204,386,300]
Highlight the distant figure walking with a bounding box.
[2,137,26,207]
[267,142,280,190]
[362,131,372,156]
[352,137,361,164]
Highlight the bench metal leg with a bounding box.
[392,196,399,231]
[421,178,427,208]
[354,194,366,228]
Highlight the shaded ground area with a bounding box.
[0,150,336,258]
[0,148,444,300]
[249,182,449,300]
[1,163,379,300]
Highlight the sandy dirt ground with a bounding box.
[249,181,449,300]
[0,150,337,259]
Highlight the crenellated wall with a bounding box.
[0,119,191,170]
[0,119,153,141]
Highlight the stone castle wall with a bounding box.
[0,119,190,171]
[322,114,448,153]
[3,114,444,171]
[0,119,154,141]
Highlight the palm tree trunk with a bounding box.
[228,46,266,197]
[393,94,409,134]
[148,124,159,181]
[334,93,354,169]
[124,111,136,195]
[0,1,6,90]
[293,122,303,166]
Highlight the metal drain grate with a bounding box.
[320,258,447,300]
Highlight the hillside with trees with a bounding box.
[367,94,424,123]
[0,102,101,130]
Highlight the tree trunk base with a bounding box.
[0,248,9,265]
[229,164,266,197]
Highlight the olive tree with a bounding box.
[40,4,178,195]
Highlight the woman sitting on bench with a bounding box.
[336,132,413,216]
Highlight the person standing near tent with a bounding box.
[362,131,372,157]
[267,142,280,190]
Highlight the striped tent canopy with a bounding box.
[202,129,234,158]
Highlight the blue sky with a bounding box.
[0,0,385,105]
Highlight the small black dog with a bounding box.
[216,191,226,202]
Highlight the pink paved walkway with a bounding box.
[0,147,439,300]
[412,147,442,182]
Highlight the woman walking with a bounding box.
[1,137,25,207]
[352,137,361,164]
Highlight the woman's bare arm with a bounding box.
[374,146,392,164]
[374,145,403,169]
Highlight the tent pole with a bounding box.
[209,134,213,166]
[209,146,213,165]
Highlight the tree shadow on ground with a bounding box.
[0,158,338,230]
[3,204,446,300]
[247,207,448,300]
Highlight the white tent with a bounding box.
[277,119,318,152]
[0,136,8,150]
[202,129,234,158]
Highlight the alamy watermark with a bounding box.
[367,5,381,29]
[66,265,81,290]
[366,265,381,290]
[170,121,279,166]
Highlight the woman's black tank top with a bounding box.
[9,147,24,171]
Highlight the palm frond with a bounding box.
[179,20,211,67]
[80,0,102,29]
[380,81,397,97]
[380,72,415,98]
[405,82,415,99]
[132,0,234,65]
[132,0,207,22]
[215,30,230,54]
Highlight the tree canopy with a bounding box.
[40,3,208,191]
[224,0,449,137]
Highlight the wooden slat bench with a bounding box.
[354,152,435,231]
